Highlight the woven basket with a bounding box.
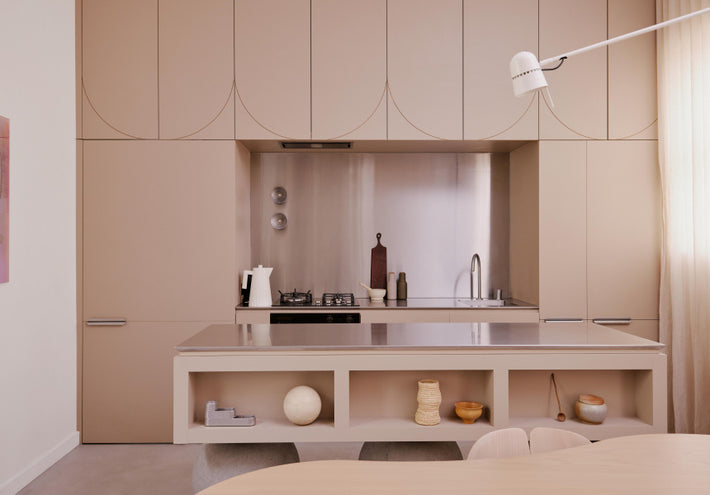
[415,379,441,426]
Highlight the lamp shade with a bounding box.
[510,51,548,97]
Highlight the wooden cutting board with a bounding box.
[370,233,387,289]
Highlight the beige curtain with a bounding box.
[657,0,710,433]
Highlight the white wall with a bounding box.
[0,1,78,493]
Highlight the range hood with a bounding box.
[280,141,352,150]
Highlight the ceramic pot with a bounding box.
[575,394,607,424]
[415,379,441,426]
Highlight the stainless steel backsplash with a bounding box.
[250,152,509,300]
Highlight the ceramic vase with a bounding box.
[415,379,441,426]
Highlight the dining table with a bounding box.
[197,434,710,494]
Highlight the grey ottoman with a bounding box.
[358,441,463,461]
[192,443,300,493]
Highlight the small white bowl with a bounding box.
[367,288,386,301]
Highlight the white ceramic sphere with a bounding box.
[283,386,322,426]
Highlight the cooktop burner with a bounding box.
[322,292,356,306]
[278,289,312,306]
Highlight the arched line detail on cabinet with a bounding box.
[321,83,387,140]
[541,92,604,140]
[387,81,450,140]
[82,79,150,139]
[234,80,302,140]
[615,119,658,140]
[167,81,236,140]
[477,93,537,140]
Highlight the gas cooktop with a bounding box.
[275,290,359,307]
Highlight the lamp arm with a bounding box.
[539,6,710,68]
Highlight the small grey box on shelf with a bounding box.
[205,400,256,427]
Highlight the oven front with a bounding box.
[269,312,361,324]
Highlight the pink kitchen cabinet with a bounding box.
[235,0,311,140]
[387,0,462,140]
[311,0,387,140]
[159,0,235,139]
[82,0,158,139]
[464,0,539,140]
[539,0,607,140]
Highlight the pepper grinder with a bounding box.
[397,272,408,300]
[387,272,397,300]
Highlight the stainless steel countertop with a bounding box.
[176,322,663,352]
[236,298,539,310]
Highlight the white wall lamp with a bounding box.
[510,7,710,100]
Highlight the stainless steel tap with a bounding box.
[470,253,481,300]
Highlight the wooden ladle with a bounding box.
[551,373,566,422]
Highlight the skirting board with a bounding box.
[0,431,80,495]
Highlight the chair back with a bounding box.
[466,428,530,460]
[529,427,591,454]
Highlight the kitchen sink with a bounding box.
[456,299,506,307]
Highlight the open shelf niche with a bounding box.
[347,369,496,441]
[174,350,666,444]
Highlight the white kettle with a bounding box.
[248,265,273,307]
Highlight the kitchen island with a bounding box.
[173,322,666,444]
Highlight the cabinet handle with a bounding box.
[593,318,631,325]
[543,318,583,323]
[87,318,127,326]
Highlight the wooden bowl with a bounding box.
[454,401,483,424]
[578,394,605,405]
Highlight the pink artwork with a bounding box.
[0,115,8,283]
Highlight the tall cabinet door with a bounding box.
[311,0,387,140]
[464,0,538,140]
[538,141,587,320]
[159,0,235,139]
[587,140,660,320]
[608,0,657,140]
[82,322,205,443]
[235,0,311,140]
[83,141,237,322]
[387,0,462,140]
[539,0,607,140]
[82,141,238,442]
[82,0,158,139]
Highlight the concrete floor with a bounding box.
[17,444,200,495]
[17,442,473,494]
[16,443,363,495]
